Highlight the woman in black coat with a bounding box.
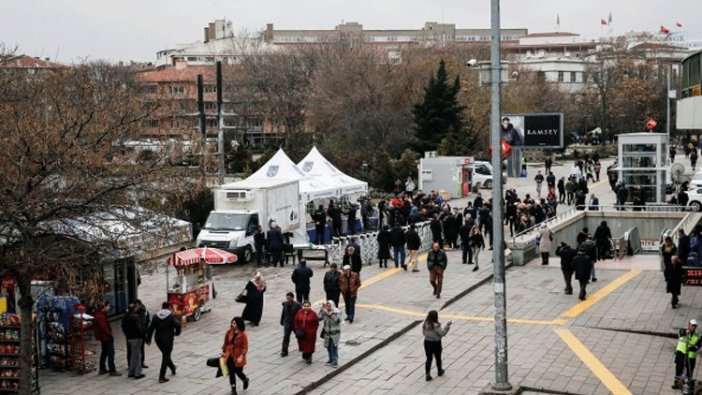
[662,236,682,308]
[242,272,266,326]
[376,225,391,268]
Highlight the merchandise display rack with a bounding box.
[0,314,39,394]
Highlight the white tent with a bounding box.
[298,146,368,196]
[247,148,339,203]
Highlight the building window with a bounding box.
[144,119,159,128]
[204,102,216,110]
[207,119,218,128]
[204,85,217,93]
[171,118,180,128]
[570,72,576,83]
[187,56,197,62]
[558,71,564,82]
[170,85,184,95]
[536,71,546,80]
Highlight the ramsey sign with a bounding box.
[501,113,564,148]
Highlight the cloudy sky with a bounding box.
[0,0,699,63]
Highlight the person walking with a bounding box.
[312,205,327,245]
[293,301,319,364]
[390,222,407,269]
[318,300,342,367]
[565,177,576,205]
[146,301,181,383]
[661,237,681,308]
[291,259,314,304]
[458,219,473,265]
[580,235,597,282]
[557,177,566,204]
[427,242,448,299]
[672,319,702,389]
[121,303,145,379]
[376,225,391,268]
[339,265,361,323]
[545,156,552,174]
[691,146,698,171]
[546,171,556,195]
[279,292,301,357]
[221,317,250,395]
[422,310,452,382]
[534,170,544,198]
[469,225,485,272]
[594,221,612,261]
[406,224,422,272]
[94,301,121,376]
[430,215,443,248]
[241,272,266,326]
[556,242,576,295]
[342,246,362,275]
[538,223,552,266]
[323,264,341,307]
[253,225,266,265]
[267,221,284,267]
[573,248,593,301]
[678,228,692,264]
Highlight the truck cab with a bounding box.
[197,211,260,262]
[471,161,507,189]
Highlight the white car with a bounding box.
[689,172,702,189]
[686,187,702,211]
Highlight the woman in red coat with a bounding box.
[293,300,319,364]
[221,317,250,395]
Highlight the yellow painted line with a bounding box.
[357,304,562,326]
[555,328,632,395]
[560,269,641,319]
[359,252,428,290]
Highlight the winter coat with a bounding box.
[280,300,301,330]
[222,329,248,367]
[427,249,448,271]
[342,253,362,274]
[377,229,391,260]
[318,308,342,348]
[572,252,592,281]
[664,254,683,296]
[406,229,421,250]
[422,322,451,342]
[678,234,691,262]
[121,310,144,340]
[293,308,319,353]
[147,309,181,346]
[323,270,341,293]
[254,231,266,250]
[339,271,361,297]
[93,310,112,342]
[267,227,284,251]
[389,226,407,248]
[291,265,314,289]
[556,244,576,272]
[538,227,552,253]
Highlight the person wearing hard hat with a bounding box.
[673,319,702,389]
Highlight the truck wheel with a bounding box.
[483,180,492,189]
[243,246,253,263]
[192,308,202,322]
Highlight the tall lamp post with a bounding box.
[489,0,512,391]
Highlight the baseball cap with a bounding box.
[691,319,698,326]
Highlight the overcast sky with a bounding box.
[1,0,700,63]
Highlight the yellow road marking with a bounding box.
[560,269,641,319]
[359,252,428,290]
[555,328,633,395]
[356,303,562,326]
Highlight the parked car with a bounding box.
[685,187,702,211]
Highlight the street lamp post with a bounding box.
[490,0,512,391]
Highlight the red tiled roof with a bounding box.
[137,65,217,83]
[0,55,64,69]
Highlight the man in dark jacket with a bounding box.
[254,225,266,265]
[346,204,358,235]
[426,242,448,299]
[405,225,422,272]
[94,302,121,376]
[458,219,473,265]
[580,236,597,282]
[342,246,362,274]
[279,292,301,357]
[312,204,327,245]
[573,248,593,301]
[146,302,181,383]
[328,201,342,237]
[390,223,407,269]
[323,263,341,306]
[122,303,145,379]
[267,221,284,267]
[593,221,612,261]
[678,228,691,264]
[430,215,443,248]
[291,259,314,303]
[556,242,576,295]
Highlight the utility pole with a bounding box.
[490,0,512,391]
[197,74,206,184]
[666,62,672,140]
[216,61,224,185]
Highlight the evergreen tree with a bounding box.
[412,59,466,154]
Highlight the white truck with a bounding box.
[196,179,302,263]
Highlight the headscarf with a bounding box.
[252,272,265,289]
[326,300,341,314]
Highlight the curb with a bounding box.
[441,262,513,311]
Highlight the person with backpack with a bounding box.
[146,302,181,383]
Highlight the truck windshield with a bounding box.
[204,212,249,231]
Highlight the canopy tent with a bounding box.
[298,146,368,196]
[246,148,339,203]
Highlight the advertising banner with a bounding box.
[501,113,564,148]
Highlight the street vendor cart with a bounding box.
[166,247,233,321]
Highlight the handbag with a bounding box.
[295,313,307,340]
[320,328,326,339]
[235,288,248,304]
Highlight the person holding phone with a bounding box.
[422,310,452,381]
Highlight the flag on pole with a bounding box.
[608,12,612,24]
[557,14,560,26]
[660,25,670,34]
[600,19,608,26]
[676,22,683,28]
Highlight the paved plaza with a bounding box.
[40,158,702,395]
